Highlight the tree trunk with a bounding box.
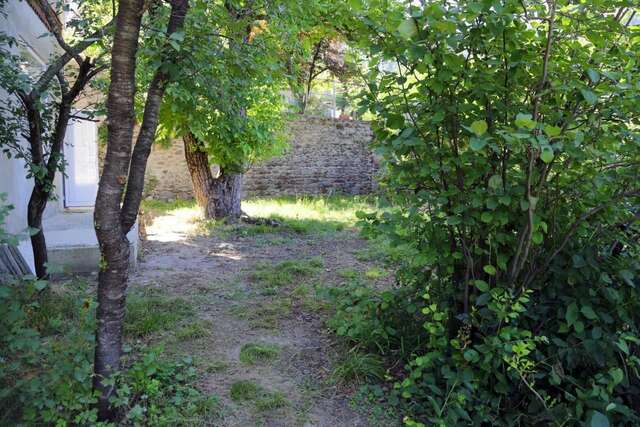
[211,172,243,218]
[93,0,144,420]
[27,185,48,279]
[183,132,242,220]
[93,1,188,420]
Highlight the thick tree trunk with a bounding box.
[93,0,144,420]
[212,172,243,218]
[183,132,242,220]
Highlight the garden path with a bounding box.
[129,199,392,426]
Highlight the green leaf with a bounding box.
[483,265,496,276]
[488,175,502,190]
[446,216,461,226]
[589,411,610,427]
[580,89,598,105]
[397,19,418,39]
[168,39,181,51]
[618,269,635,286]
[463,349,480,363]
[470,120,488,136]
[565,303,579,326]
[587,68,600,83]
[480,212,493,223]
[469,137,487,151]
[540,147,554,163]
[609,367,624,385]
[580,305,598,320]
[515,113,535,129]
[532,231,543,244]
[475,280,489,292]
[544,125,561,137]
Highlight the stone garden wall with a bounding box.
[144,116,377,199]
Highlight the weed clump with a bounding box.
[239,342,280,365]
[229,380,288,411]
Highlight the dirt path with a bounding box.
[129,207,388,426]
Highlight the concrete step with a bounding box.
[18,209,138,275]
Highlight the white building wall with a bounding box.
[0,1,63,246]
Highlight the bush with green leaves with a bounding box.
[335,0,640,425]
[0,276,219,425]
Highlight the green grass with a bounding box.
[250,257,324,290]
[354,237,402,266]
[337,268,359,280]
[365,267,388,280]
[242,195,377,234]
[201,220,280,239]
[125,289,195,337]
[255,391,288,411]
[141,198,196,216]
[332,351,386,384]
[142,195,379,237]
[194,356,229,374]
[174,319,213,340]
[239,343,281,365]
[228,298,292,329]
[291,283,328,312]
[229,380,288,411]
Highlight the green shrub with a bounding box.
[0,277,218,425]
[340,0,640,425]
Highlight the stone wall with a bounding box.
[144,116,377,199]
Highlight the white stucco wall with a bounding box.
[0,1,63,238]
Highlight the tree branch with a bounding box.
[120,0,190,233]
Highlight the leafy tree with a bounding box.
[0,0,112,278]
[93,0,189,419]
[152,0,289,219]
[346,0,640,424]
[280,2,364,116]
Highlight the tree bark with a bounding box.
[183,132,243,220]
[93,0,144,420]
[93,0,188,420]
[120,0,190,233]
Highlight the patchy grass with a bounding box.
[255,391,288,411]
[201,220,280,239]
[141,198,196,216]
[239,343,281,365]
[229,380,288,411]
[250,257,323,291]
[290,283,328,312]
[332,351,386,384]
[354,237,402,266]
[365,267,388,280]
[242,196,377,234]
[174,319,213,340]
[228,298,292,329]
[125,289,194,337]
[194,356,229,374]
[337,268,359,280]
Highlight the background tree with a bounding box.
[153,0,298,219]
[93,0,189,419]
[0,0,112,278]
